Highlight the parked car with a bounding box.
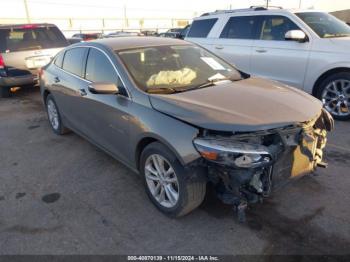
[71,33,102,41]
[105,31,140,38]
[179,24,191,39]
[40,37,333,219]
[67,37,83,45]
[0,23,68,97]
[158,32,180,38]
[186,7,350,120]
[167,28,184,33]
[160,26,191,39]
[141,30,158,36]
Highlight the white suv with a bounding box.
[186,7,350,120]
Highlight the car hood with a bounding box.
[148,77,323,132]
[317,37,350,54]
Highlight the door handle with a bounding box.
[79,88,87,96]
[256,49,267,53]
[54,76,60,83]
[215,45,224,50]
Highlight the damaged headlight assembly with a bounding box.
[193,138,272,168]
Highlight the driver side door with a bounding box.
[78,47,132,164]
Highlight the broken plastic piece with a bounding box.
[317,161,328,168]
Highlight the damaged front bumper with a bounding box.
[193,109,334,219]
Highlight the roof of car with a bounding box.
[86,36,191,51]
[197,8,325,19]
[0,23,56,29]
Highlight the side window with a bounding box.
[220,16,258,39]
[258,16,300,41]
[62,48,86,77]
[54,51,65,68]
[187,18,218,38]
[85,48,119,84]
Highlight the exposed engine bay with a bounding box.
[192,109,334,221]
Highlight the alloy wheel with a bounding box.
[47,99,59,130]
[144,154,179,208]
[322,79,350,117]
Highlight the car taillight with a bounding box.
[0,54,5,69]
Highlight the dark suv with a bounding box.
[0,23,68,97]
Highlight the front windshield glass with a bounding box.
[117,45,242,94]
[296,12,350,38]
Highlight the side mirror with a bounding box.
[88,82,119,94]
[285,30,308,42]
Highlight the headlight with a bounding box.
[193,138,272,168]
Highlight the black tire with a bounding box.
[0,87,10,98]
[315,72,350,121]
[45,94,70,135]
[140,142,206,217]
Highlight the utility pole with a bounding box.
[23,0,31,23]
[123,5,128,29]
[299,0,302,8]
[266,0,270,8]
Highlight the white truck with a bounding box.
[186,7,350,120]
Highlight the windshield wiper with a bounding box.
[147,77,240,94]
[180,77,235,92]
[147,87,177,94]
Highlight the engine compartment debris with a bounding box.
[193,109,334,221]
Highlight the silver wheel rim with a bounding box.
[47,100,59,130]
[145,154,179,208]
[322,79,350,117]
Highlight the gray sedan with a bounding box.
[40,37,333,219]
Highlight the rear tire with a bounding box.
[316,72,350,121]
[45,94,70,135]
[0,87,10,98]
[140,142,206,217]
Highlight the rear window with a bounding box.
[187,18,218,38]
[0,26,67,53]
[220,16,258,39]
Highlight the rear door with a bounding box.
[212,15,259,72]
[0,25,68,77]
[50,47,89,131]
[250,15,311,88]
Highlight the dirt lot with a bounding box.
[0,87,350,256]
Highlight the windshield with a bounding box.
[296,12,350,38]
[117,45,242,94]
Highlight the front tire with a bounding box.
[45,94,70,135]
[316,72,350,120]
[140,142,206,217]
